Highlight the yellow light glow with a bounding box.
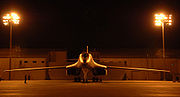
[154,13,172,26]
[3,14,11,20]
[155,23,161,26]
[2,12,20,25]
[155,20,161,22]
[11,13,20,20]
[3,22,8,25]
[155,17,158,19]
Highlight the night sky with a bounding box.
[0,0,180,51]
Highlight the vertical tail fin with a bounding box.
[87,46,88,53]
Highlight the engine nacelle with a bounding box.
[92,67,106,76]
[67,67,81,76]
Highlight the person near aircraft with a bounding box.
[24,74,27,84]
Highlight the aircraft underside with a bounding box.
[67,67,106,82]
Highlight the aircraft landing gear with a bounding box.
[74,77,81,82]
[99,78,102,82]
[95,78,99,82]
[83,79,88,83]
[92,77,96,82]
[92,77,102,82]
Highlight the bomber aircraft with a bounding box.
[5,46,170,82]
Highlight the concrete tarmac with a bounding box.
[0,80,180,97]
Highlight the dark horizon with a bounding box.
[0,0,180,50]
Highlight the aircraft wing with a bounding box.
[107,66,170,72]
[4,66,66,72]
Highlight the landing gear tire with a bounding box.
[99,78,102,82]
[92,77,96,82]
[92,77,101,82]
[74,77,78,82]
[74,77,81,82]
[95,78,99,82]
[83,79,88,83]
[77,77,81,82]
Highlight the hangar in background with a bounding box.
[0,48,67,80]
[99,49,180,80]
[0,48,179,80]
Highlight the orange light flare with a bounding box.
[154,13,172,26]
[2,12,20,25]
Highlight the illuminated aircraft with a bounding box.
[5,46,170,82]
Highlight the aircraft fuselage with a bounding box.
[66,52,107,82]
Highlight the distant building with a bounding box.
[99,49,180,80]
[0,48,66,80]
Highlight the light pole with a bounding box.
[154,13,172,80]
[3,12,20,80]
[154,13,172,58]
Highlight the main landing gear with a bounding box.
[74,77,88,83]
[92,77,102,82]
[83,79,88,83]
[74,77,81,82]
[74,77,102,83]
